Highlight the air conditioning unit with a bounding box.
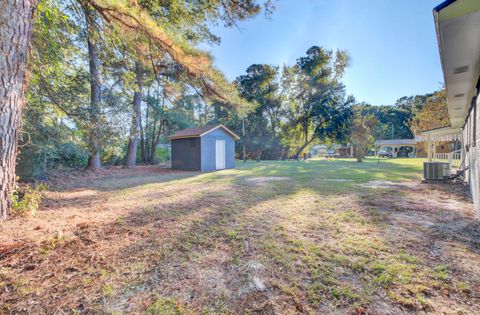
[423,162,450,180]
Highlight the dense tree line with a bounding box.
[211,59,447,161]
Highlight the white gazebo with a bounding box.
[374,139,418,157]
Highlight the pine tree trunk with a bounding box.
[84,4,102,170]
[149,123,161,163]
[149,120,164,163]
[144,98,150,161]
[148,120,157,162]
[140,117,146,162]
[125,61,143,167]
[87,139,101,169]
[0,0,37,219]
[139,90,146,162]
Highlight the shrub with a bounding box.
[12,183,47,216]
[17,141,88,180]
[57,142,88,168]
[155,147,171,162]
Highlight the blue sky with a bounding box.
[202,0,444,106]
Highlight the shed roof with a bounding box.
[168,124,240,140]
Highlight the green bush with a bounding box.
[12,183,47,216]
[101,144,124,166]
[57,142,88,168]
[17,141,88,181]
[134,144,171,163]
[155,147,171,162]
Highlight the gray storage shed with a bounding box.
[168,124,240,171]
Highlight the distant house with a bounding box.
[168,124,240,172]
[310,144,328,156]
[433,0,480,215]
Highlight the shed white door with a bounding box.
[215,140,226,170]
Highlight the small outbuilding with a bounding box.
[168,124,240,172]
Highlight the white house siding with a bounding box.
[464,95,480,216]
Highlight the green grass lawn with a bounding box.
[2,157,479,314]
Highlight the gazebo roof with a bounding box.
[374,139,417,146]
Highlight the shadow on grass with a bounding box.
[46,167,202,192]
[6,157,480,313]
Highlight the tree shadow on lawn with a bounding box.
[42,184,203,214]
[35,160,390,245]
[42,160,400,214]
[94,179,364,314]
[1,178,305,313]
[40,167,204,212]
[108,178,480,314]
[46,165,201,192]
[5,159,478,313]
[105,188,476,312]
[8,160,384,313]
[44,159,422,199]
